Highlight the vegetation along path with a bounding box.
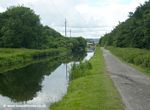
[102,48,150,110]
[51,47,123,110]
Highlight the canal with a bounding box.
[0,52,94,110]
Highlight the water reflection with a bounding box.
[0,52,93,110]
[0,57,61,102]
[84,52,94,61]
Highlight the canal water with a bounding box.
[0,52,94,110]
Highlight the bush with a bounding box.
[69,61,92,80]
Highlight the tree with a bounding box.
[0,6,87,53]
[99,1,150,50]
[0,6,43,48]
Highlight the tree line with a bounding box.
[0,6,86,53]
[99,1,150,49]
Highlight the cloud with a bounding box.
[0,7,5,12]
[0,0,148,38]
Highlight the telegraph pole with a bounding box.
[65,18,67,37]
[70,29,71,37]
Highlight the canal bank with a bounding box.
[50,47,123,110]
[0,48,69,73]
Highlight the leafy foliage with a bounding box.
[99,1,150,49]
[69,61,92,80]
[0,6,43,48]
[0,6,87,52]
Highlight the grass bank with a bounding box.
[50,47,123,110]
[0,48,68,72]
[107,47,150,76]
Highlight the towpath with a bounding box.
[102,48,150,110]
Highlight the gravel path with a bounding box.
[102,48,150,110]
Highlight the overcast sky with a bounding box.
[0,0,148,38]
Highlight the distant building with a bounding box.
[86,38,99,45]
[86,40,96,52]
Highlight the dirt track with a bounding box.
[102,48,150,110]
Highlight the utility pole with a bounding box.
[70,29,71,37]
[65,18,67,37]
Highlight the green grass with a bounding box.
[50,47,123,110]
[0,48,68,72]
[107,47,150,77]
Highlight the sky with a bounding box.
[0,0,148,38]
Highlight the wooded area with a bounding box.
[99,1,150,49]
[0,6,86,53]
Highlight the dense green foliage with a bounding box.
[51,47,123,110]
[0,6,43,48]
[108,47,150,70]
[0,6,86,52]
[99,1,150,49]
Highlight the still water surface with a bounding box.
[0,52,94,110]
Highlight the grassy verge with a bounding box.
[107,47,150,77]
[0,48,68,72]
[50,47,123,110]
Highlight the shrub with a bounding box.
[69,61,92,80]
